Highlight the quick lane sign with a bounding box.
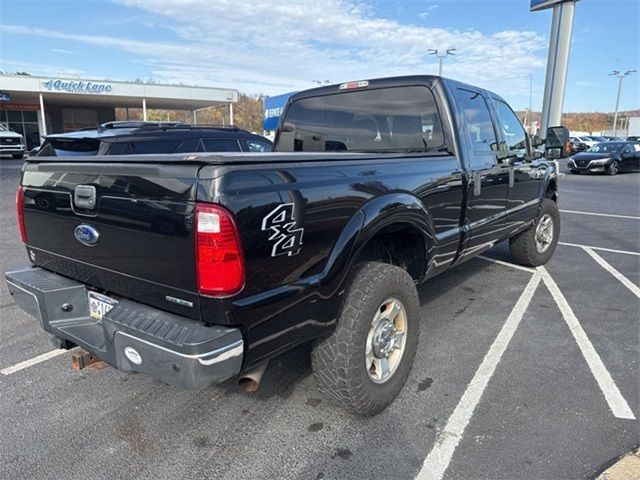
[42,79,113,94]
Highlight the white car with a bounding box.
[0,124,26,159]
[572,135,597,148]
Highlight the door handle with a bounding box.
[473,171,481,196]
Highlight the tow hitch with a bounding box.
[70,348,107,370]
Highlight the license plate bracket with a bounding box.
[88,291,118,321]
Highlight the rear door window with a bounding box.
[200,138,242,152]
[455,88,497,154]
[277,86,446,153]
[244,138,273,152]
[118,140,181,154]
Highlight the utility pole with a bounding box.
[610,70,636,137]
[428,49,455,76]
[529,73,533,133]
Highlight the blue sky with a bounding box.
[0,0,638,112]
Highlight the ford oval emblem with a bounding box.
[74,224,99,246]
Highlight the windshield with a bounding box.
[277,86,447,153]
[588,142,625,153]
[0,124,9,132]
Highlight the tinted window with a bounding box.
[200,138,242,152]
[455,89,497,153]
[37,138,100,157]
[245,139,272,152]
[118,140,181,154]
[494,99,527,154]
[589,142,625,153]
[277,86,445,153]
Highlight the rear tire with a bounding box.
[311,261,420,416]
[509,198,560,267]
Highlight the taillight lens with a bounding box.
[195,203,244,296]
[16,186,27,243]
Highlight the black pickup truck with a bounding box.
[6,76,568,415]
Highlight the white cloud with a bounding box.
[1,0,546,97]
[419,4,439,19]
[51,48,79,55]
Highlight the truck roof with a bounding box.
[288,75,508,105]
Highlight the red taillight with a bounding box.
[16,186,27,243]
[195,203,244,296]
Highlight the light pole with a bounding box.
[610,70,636,137]
[428,49,455,76]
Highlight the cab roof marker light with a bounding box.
[339,80,369,90]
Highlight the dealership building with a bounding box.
[0,73,238,149]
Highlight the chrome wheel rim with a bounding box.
[365,297,407,384]
[535,213,554,253]
[610,162,618,174]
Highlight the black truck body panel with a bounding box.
[9,75,557,378]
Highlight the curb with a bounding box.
[597,449,640,480]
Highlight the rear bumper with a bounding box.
[5,267,244,390]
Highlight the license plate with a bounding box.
[88,291,118,320]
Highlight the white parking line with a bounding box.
[539,266,636,420]
[560,209,640,220]
[416,274,541,480]
[0,349,67,375]
[582,247,640,299]
[559,242,640,257]
[477,255,537,273]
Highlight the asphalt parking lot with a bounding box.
[0,158,638,480]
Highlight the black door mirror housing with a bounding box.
[545,126,571,159]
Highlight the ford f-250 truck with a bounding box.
[5,76,569,415]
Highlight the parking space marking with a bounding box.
[560,209,640,220]
[582,247,640,299]
[0,349,67,376]
[416,274,541,480]
[476,255,537,273]
[539,266,636,420]
[559,242,640,257]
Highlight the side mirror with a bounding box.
[545,126,571,159]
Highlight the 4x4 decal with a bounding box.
[261,203,304,257]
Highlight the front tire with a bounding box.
[607,160,620,175]
[311,261,420,416]
[569,169,579,174]
[509,198,560,267]
[12,153,24,160]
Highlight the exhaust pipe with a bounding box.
[238,361,269,393]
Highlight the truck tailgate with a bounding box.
[21,161,202,319]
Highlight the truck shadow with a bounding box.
[242,243,524,401]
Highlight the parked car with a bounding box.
[36,121,273,157]
[0,124,26,159]
[569,136,589,152]
[569,136,594,148]
[568,141,640,175]
[626,135,640,142]
[6,75,567,415]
